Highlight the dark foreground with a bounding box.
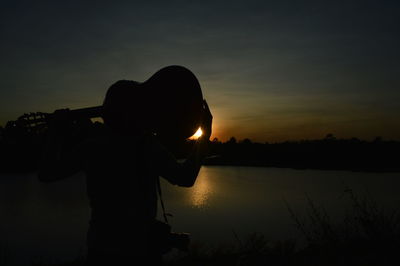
[3,190,399,266]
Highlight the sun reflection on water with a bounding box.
[190,173,213,208]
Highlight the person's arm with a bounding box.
[37,110,86,182]
[148,100,213,187]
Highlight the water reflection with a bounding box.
[190,172,214,208]
[1,167,400,265]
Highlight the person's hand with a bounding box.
[200,100,212,140]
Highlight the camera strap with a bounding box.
[156,176,171,225]
[142,133,172,225]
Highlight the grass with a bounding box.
[285,189,400,266]
[164,233,296,266]
[167,189,400,265]
[3,189,400,266]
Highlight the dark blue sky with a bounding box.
[1,0,399,141]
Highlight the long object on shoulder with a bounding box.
[5,65,205,141]
[6,106,103,131]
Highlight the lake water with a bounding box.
[1,166,400,265]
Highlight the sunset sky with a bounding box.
[1,1,399,142]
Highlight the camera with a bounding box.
[152,220,191,254]
[169,232,190,252]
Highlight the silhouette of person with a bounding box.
[38,79,213,265]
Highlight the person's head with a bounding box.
[102,80,148,134]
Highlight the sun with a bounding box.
[189,127,203,140]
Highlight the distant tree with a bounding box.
[212,137,221,144]
[350,137,361,143]
[226,137,237,145]
[240,138,252,145]
[373,136,383,143]
[324,133,336,141]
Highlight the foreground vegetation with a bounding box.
[167,189,400,265]
[2,189,398,266]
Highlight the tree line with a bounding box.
[1,120,399,173]
[203,134,400,172]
